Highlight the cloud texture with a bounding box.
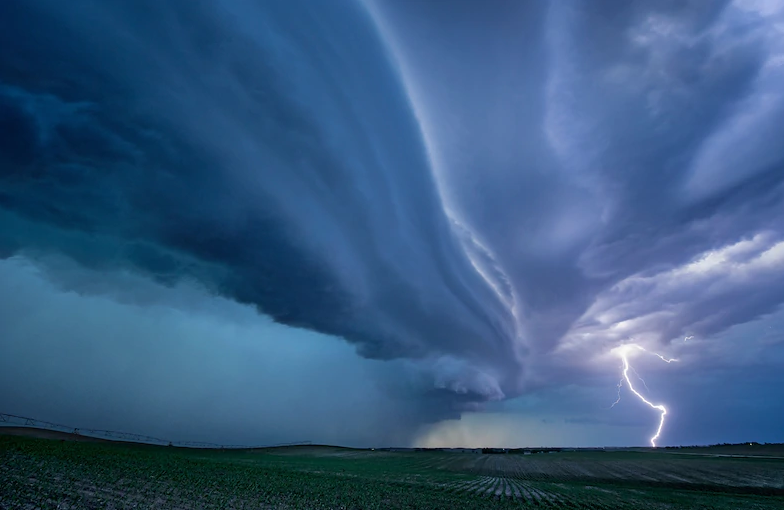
[2,0,784,445]
[0,0,521,411]
[371,0,784,365]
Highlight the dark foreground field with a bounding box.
[2,432,783,509]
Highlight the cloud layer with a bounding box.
[2,0,784,445]
[0,0,521,414]
[371,0,784,365]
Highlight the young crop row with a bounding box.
[440,452,784,490]
[441,472,784,510]
[445,475,631,508]
[0,437,514,509]
[3,436,784,510]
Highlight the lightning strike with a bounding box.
[610,379,622,408]
[628,365,650,392]
[611,343,678,447]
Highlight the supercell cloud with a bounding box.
[1,0,783,446]
[0,0,521,407]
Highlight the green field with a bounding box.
[2,432,783,509]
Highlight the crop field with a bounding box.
[2,432,784,509]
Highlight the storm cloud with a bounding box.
[2,0,783,446]
[0,0,521,408]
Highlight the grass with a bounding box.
[2,433,784,509]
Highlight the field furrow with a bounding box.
[3,435,784,509]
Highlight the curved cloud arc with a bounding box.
[0,0,521,406]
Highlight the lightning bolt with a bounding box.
[628,365,650,392]
[610,378,622,408]
[611,343,677,447]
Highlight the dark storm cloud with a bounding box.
[0,0,520,410]
[370,0,784,393]
[372,2,784,341]
[2,0,784,447]
[541,0,784,359]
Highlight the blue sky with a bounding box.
[1,0,783,447]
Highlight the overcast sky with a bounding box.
[1,0,783,448]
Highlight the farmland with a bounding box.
[2,432,783,509]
